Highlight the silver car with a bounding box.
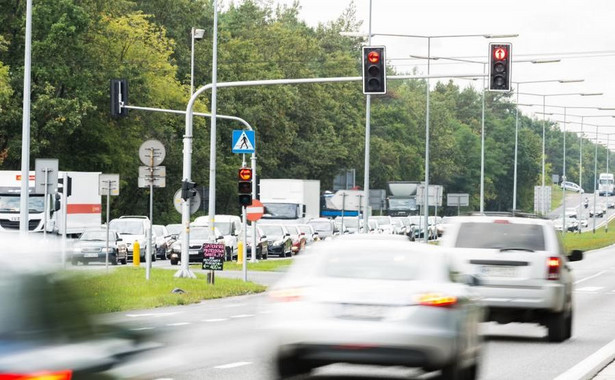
[264,235,484,379]
[439,215,584,342]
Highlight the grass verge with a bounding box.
[70,267,266,314]
[209,258,293,272]
[563,216,615,252]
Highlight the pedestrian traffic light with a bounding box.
[57,176,72,198]
[181,180,197,201]
[238,167,253,207]
[362,46,386,95]
[488,43,512,92]
[110,79,128,117]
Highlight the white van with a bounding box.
[192,215,241,260]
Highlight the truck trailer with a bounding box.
[0,170,102,236]
[386,181,419,217]
[259,179,320,223]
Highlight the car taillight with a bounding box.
[269,288,303,302]
[418,293,457,307]
[547,256,561,280]
[0,370,73,380]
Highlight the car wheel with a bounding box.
[275,356,311,379]
[170,258,179,265]
[440,358,463,380]
[565,310,573,339]
[121,258,127,265]
[71,259,78,266]
[547,310,568,342]
[111,255,118,265]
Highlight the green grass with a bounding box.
[215,258,293,272]
[551,184,563,210]
[563,217,615,252]
[69,267,266,314]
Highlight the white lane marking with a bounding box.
[575,271,607,285]
[126,312,180,318]
[230,314,254,319]
[214,361,252,369]
[202,318,227,322]
[130,327,155,331]
[167,322,190,327]
[575,286,604,292]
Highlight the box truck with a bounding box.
[0,170,102,236]
[259,179,320,223]
[598,173,614,196]
[386,181,419,217]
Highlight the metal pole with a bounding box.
[190,27,195,96]
[513,83,520,211]
[363,0,373,234]
[106,185,110,272]
[593,127,598,233]
[19,0,32,235]
[251,153,257,263]
[480,63,486,214]
[43,168,49,239]
[579,118,584,233]
[242,206,247,281]
[424,37,431,243]
[207,0,219,241]
[542,95,547,215]
[562,108,567,234]
[146,180,153,280]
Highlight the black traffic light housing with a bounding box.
[362,46,386,95]
[110,79,128,117]
[57,176,72,198]
[238,167,253,207]
[488,43,512,92]
[181,180,197,201]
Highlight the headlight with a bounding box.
[102,247,114,253]
[73,247,82,253]
[172,244,181,253]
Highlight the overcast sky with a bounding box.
[270,0,615,141]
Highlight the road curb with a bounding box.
[554,338,615,380]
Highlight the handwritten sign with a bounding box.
[202,243,225,271]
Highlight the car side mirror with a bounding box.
[455,273,481,286]
[568,249,584,262]
[261,235,267,239]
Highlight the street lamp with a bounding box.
[519,92,603,215]
[190,27,205,95]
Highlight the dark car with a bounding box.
[241,225,269,260]
[259,224,292,257]
[0,234,159,379]
[168,226,225,265]
[71,229,128,265]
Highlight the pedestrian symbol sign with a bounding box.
[232,130,255,154]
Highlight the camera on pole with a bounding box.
[362,46,387,95]
[238,167,253,207]
[488,43,512,92]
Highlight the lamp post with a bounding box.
[344,31,517,240]
[190,28,205,95]
[519,92,603,215]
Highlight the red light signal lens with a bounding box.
[238,168,252,181]
[493,47,508,60]
[367,51,380,64]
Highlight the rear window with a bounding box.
[455,222,546,251]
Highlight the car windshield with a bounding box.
[0,194,44,213]
[260,225,284,237]
[80,230,115,241]
[215,222,233,235]
[153,225,165,236]
[166,224,182,235]
[109,219,144,235]
[320,246,430,281]
[308,221,333,233]
[296,225,312,235]
[455,222,546,251]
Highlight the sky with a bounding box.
[270,0,615,143]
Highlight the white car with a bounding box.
[561,181,584,193]
[439,215,584,342]
[192,215,241,261]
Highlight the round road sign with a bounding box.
[246,199,264,222]
[173,188,201,215]
[139,139,166,166]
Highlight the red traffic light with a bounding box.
[238,168,252,181]
[493,47,508,60]
[367,51,380,64]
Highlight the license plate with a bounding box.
[84,253,99,258]
[480,265,518,278]
[336,304,388,320]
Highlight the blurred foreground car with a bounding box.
[0,234,159,379]
[264,236,484,380]
[71,229,128,265]
[439,215,583,342]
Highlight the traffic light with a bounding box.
[181,180,197,201]
[57,176,72,198]
[110,79,128,117]
[238,167,253,207]
[362,46,386,94]
[488,43,512,92]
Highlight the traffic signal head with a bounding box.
[488,43,512,92]
[362,46,386,94]
[238,167,252,207]
[181,180,197,201]
[110,79,128,117]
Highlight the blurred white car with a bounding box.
[264,235,484,379]
[561,181,584,193]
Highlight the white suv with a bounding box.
[109,217,155,263]
[439,215,583,342]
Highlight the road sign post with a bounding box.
[99,174,120,272]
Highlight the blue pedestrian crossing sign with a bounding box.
[232,130,255,154]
